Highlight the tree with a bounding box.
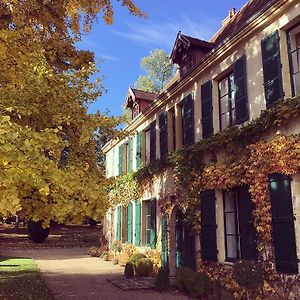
[135,49,175,92]
[0,0,142,227]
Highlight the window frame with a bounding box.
[144,200,151,247]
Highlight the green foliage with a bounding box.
[233,260,264,290]
[112,257,119,265]
[184,272,212,298]
[124,262,135,278]
[154,268,170,293]
[175,267,194,291]
[135,49,175,92]
[135,258,154,277]
[128,253,147,265]
[88,247,101,257]
[27,220,50,243]
[110,240,123,253]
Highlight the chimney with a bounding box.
[222,8,236,26]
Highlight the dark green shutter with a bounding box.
[136,132,141,169]
[161,213,168,270]
[182,94,195,145]
[269,174,298,274]
[261,30,284,108]
[200,190,218,261]
[159,112,168,158]
[135,201,141,246]
[201,81,213,138]
[127,203,133,243]
[234,55,249,124]
[237,186,257,260]
[150,121,156,162]
[116,206,121,241]
[150,198,157,249]
[118,145,123,175]
[126,139,132,173]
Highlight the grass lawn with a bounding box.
[0,257,54,300]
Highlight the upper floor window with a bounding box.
[287,23,300,97]
[219,73,235,130]
[132,103,139,119]
[182,94,195,145]
[145,128,151,163]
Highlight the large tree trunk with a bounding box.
[27,220,50,243]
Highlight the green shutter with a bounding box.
[161,213,168,270]
[118,145,123,175]
[135,201,141,246]
[201,81,213,138]
[127,203,133,243]
[150,198,157,249]
[136,132,141,169]
[159,112,168,158]
[234,55,249,124]
[200,190,217,261]
[116,206,121,241]
[269,174,298,274]
[182,94,195,145]
[150,121,156,162]
[261,30,284,108]
[126,139,132,173]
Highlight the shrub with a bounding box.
[128,253,146,265]
[88,247,101,257]
[184,272,212,298]
[154,268,170,293]
[233,260,264,290]
[145,249,161,273]
[112,257,119,265]
[110,240,123,253]
[118,243,137,266]
[102,252,109,261]
[135,258,154,277]
[27,220,50,243]
[175,267,194,291]
[124,262,135,278]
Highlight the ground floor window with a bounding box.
[223,185,257,261]
[142,199,157,248]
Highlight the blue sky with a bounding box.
[78,0,247,117]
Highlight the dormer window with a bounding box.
[182,54,193,75]
[132,102,139,119]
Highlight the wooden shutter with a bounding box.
[136,132,141,169]
[200,190,218,261]
[135,201,141,246]
[201,81,213,138]
[234,55,249,124]
[127,203,133,243]
[182,94,195,145]
[118,145,123,175]
[237,186,257,260]
[116,206,121,241]
[159,112,168,158]
[269,174,298,274]
[150,121,156,162]
[261,30,284,108]
[150,198,157,249]
[161,213,168,270]
[126,140,131,173]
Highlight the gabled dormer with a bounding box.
[171,32,214,77]
[124,87,158,120]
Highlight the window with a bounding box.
[132,103,139,119]
[144,200,151,246]
[126,139,133,173]
[219,73,235,130]
[182,94,195,145]
[171,109,176,151]
[159,112,168,158]
[143,199,157,248]
[287,23,300,97]
[145,128,150,163]
[223,186,257,261]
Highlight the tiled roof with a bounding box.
[211,0,277,45]
[131,89,158,102]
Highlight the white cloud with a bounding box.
[112,15,217,50]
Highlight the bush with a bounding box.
[110,240,123,253]
[233,260,264,290]
[124,262,135,278]
[118,243,137,266]
[88,247,101,257]
[145,249,161,273]
[175,267,194,291]
[184,272,212,298]
[112,257,119,265]
[27,220,50,243]
[135,258,154,277]
[155,268,169,293]
[102,252,109,261]
[128,253,147,265]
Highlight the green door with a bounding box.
[161,213,168,270]
[175,209,195,269]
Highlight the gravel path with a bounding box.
[0,247,189,300]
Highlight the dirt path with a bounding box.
[1,247,189,300]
